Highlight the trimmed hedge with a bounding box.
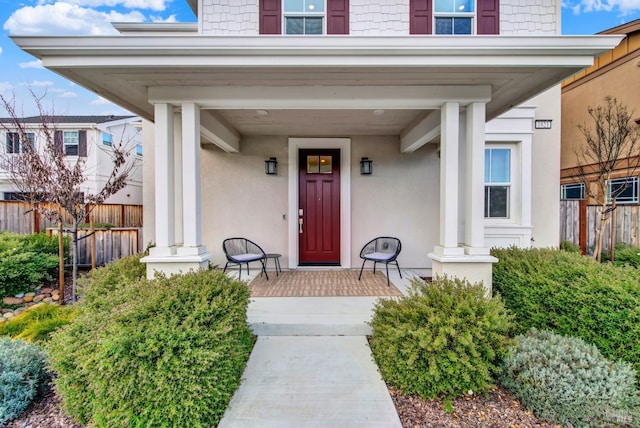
[492,247,640,378]
[500,329,639,427]
[0,338,48,424]
[48,257,253,427]
[0,232,67,298]
[369,277,513,403]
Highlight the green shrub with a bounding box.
[369,276,513,402]
[48,264,253,427]
[76,253,146,303]
[606,243,640,268]
[0,232,67,298]
[500,329,639,427]
[559,240,580,253]
[0,304,79,343]
[0,338,48,424]
[491,247,640,379]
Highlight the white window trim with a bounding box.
[5,132,34,154]
[484,147,512,219]
[607,176,639,204]
[561,182,585,200]
[63,130,79,156]
[283,0,327,35]
[433,0,476,34]
[483,141,524,226]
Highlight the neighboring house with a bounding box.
[561,19,640,251]
[0,115,143,205]
[10,1,621,289]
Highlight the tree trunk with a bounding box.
[58,220,65,305]
[610,199,617,263]
[72,223,79,301]
[594,203,607,262]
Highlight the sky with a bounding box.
[0,0,639,117]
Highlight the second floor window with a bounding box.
[561,182,585,200]
[63,131,79,156]
[102,132,113,147]
[434,0,474,34]
[5,132,34,154]
[284,0,325,34]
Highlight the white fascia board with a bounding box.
[12,35,623,67]
[148,85,492,109]
[112,22,198,35]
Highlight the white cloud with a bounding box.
[0,47,3,55]
[150,13,176,22]
[4,3,146,36]
[91,96,110,105]
[19,60,43,69]
[21,80,54,87]
[0,82,13,95]
[37,0,171,12]
[571,0,640,14]
[59,91,78,98]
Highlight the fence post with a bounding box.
[579,199,587,255]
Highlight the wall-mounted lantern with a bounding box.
[265,157,278,175]
[360,157,373,175]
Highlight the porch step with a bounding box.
[247,297,379,336]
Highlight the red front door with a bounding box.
[298,149,341,265]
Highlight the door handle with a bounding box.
[299,217,303,234]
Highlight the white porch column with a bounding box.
[177,102,207,255]
[435,102,464,255]
[148,103,176,256]
[464,102,490,255]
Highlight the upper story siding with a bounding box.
[200,0,559,35]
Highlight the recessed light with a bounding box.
[256,110,269,116]
[373,109,385,116]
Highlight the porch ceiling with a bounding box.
[11,35,623,133]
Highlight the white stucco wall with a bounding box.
[199,0,560,35]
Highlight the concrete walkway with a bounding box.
[218,268,423,428]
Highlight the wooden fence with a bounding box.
[46,227,142,267]
[0,201,142,234]
[560,200,640,252]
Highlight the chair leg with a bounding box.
[223,262,229,273]
[261,260,269,281]
[395,261,402,279]
[373,261,377,274]
[358,259,367,280]
[238,263,242,281]
[247,262,250,275]
[385,263,390,286]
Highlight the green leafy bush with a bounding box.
[500,329,639,427]
[48,259,253,427]
[369,277,513,402]
[601,243,640,268]
[491,247,640,378]
[77,252,146,302]
[0,304,79,343]
[0,232,67,298]
[0,338,48,424]
[559,240,580,253]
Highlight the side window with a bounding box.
[561,182,585,200]
[5,132,34,154]
[102,132,113,147]
[484,148,510,218]
[410,0,499,35]
[63,131,79,156]
[284,0,325,35]
[608,177,638,204]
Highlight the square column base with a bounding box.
[141,252,213,280]
[428,252,498,296]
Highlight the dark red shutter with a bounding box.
[78,130,87,157]
[410,0,432,34]
[477,0,499,34]
[54,131,63,154]
[259,0,281,34]
[327,0,349,34]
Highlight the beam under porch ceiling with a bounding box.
[400,110,441,153]
[148,85,492,110]
[199,110,240,153]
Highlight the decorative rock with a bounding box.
[15,293,25,298]
[25,292,36,297]
[52,294,60,301]
[43,297,53,303]
[23,296,34,303]
[28,303,44,311]
[51,289,60,296]
[14,307,25,315]
[3,312,15,320]
[40,288,53,294]
[3,297,24,305]
[33,295,45,303]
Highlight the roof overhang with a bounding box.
[11,35,623,125]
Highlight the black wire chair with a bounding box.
[358,237,402,286]
[222,238,269,281]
